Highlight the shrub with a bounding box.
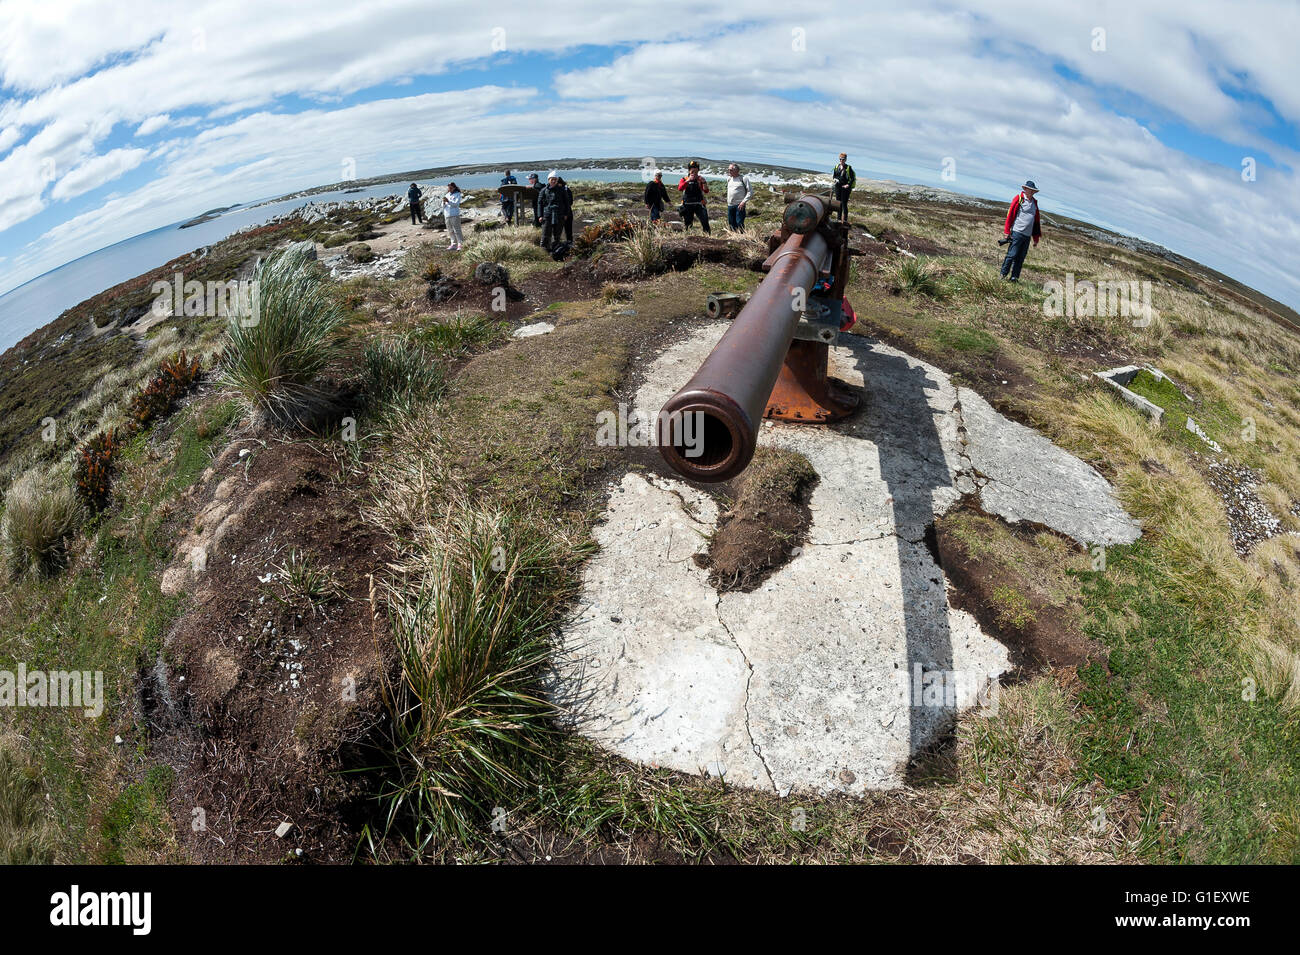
[1,472,83,578]
[347,242,374,263]
[125,350,201,428]
[573,215,638,257]
[73,428,123,512]
[219,246,350,429]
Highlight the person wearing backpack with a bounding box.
[677,160,711,233]
[724,163,754,231]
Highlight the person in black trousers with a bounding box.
[644,171,670,223]
[538,171,572,251]
[556,176,575,242]
[407,183,424,224]
[677,160,710,233]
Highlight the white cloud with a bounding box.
[135,114,171,137]
[49,147,149,201]
[0,0,1297,309]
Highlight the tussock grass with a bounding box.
[218,246,350,429]
[373,494,587,851]
[883,255,943,297]
[361,337,444,422]
[624,224,665,275]
[1,470,83,579]
[268,547,346,615]
[410,313,502,358]
[463,236,549,265]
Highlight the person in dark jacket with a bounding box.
[537,171,571,251]
[557,176,575,242]
[526,173,542,227]
[407,183,424,224]
[677,160,710,233]
[832,152,855,222]
[644,171,670,224]
[999,180,1042,281]
[499,169,518,222]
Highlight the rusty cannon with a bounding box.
[656,193,859,482]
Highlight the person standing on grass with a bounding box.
[442,182,464,251]
[499,169,518,223]
[407,182,424,224]
[677,160,711,233]
[1000,180,1042,281]
[832,152,855,222]
[644,171,670,224]
[725,163,754,231]
[537,171,571,251]
[527,173,542,227]
[557,176,575,243]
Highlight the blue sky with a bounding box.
[2,0,1298,308]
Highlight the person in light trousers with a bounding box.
[442,182,464,251]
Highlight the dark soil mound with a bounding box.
[697,447,818,592]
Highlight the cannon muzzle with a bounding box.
[657,196,837,482]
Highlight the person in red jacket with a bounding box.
[999,180,1042,281]
[677,160,711,233]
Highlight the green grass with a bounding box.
[929,322,999,356]
[409,314,503,358]
[99,766,176,865]
[1077,542,1300,862]
[0,735,56,863]
[886,256,943,297]
[0,391,239,861]
[1126,369,1240,452]
[361,338,444,422]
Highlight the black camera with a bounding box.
[997,235,1011,246]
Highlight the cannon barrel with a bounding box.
[657,196,833,482]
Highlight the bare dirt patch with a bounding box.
[696,447,818,592]
[933,499,1097,675]
[147,438,392,863]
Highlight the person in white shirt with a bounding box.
[725,163,754,232]
[442,183,464,251]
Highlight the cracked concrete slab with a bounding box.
[551,324,1140,795]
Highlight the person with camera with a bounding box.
[677,160,711,233]
[537,171,572,251]
[1000,180,1042,281]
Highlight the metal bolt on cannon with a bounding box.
[657,193,860,483]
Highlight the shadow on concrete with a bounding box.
[843,335,960,778]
